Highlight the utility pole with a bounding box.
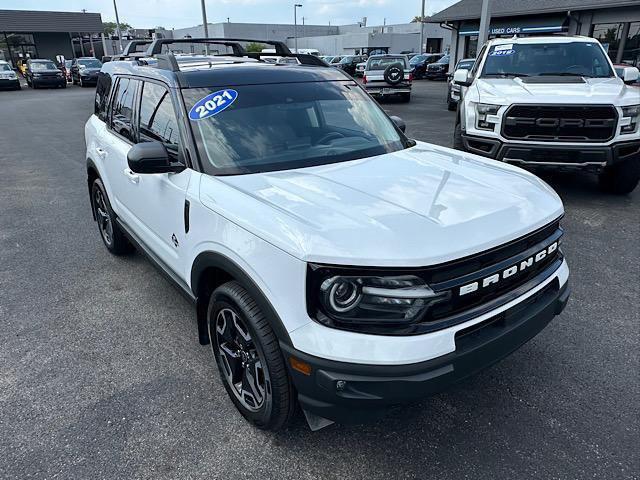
[477,0,491,49]
[419,0,425,54]
[294,4,302,54]
[201,0,209,54]
[113,0,123,53]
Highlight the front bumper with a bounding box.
[33,77,66,87]
[462,133,640,171]
[79,74,98,84]
[425,70,448,80]
[282,276,570,424]
[0,78,20,89]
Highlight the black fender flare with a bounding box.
[191,251,293,347]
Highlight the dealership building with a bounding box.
[429,0,640,69]
[0,9,104,66]
[170,21,451,56]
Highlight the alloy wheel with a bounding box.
[211,307,270,412]
[94,188,113,246]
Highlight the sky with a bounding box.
[5,0,459,29]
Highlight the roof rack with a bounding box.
[141,37,326,71]
[110,40,153,61]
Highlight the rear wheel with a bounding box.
[91,178,134,254]
[598,160,640,194]
[447,100,457,111]
[208,281,295,431]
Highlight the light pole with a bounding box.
[201,0,209,54]
[294,4,302,54]
[112,0,123,53]
[477,0,491,50]
[418,0,425,54]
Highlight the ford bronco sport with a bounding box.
[453,35,640,194]
[85,38,570,431]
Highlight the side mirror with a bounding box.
[127,142,184,174]
[390,115,406,133]
[622,66,639,84]
[453,68,471,87]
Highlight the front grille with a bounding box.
[503,104,617,142]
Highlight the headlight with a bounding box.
[56,72,63,77]
[476,103,501,130]
[621,105,639,134]
[308,266,450,332]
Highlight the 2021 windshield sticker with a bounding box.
[189,89,238,120]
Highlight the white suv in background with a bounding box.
[453,36,640,194]
[85,38,570,431]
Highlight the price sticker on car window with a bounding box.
[189,89,238,120]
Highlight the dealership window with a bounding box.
[1,32,38,67]
[591,22,640,67]
[465,36,478,58]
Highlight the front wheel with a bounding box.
[208,281,295,431]
[598,160,640,194]
[453,122,464,150]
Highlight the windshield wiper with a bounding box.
[483,72,529,78]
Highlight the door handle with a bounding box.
[95,147,107,158]
[123,168,139,184]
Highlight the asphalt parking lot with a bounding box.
[0,80,638,480]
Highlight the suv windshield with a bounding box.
[78,59,102,68]
[340,56,356,64]
[481,41,614,78]
[184,81,406,175]
[368,57,407,70]
[435,55,450,64]
[0,63,11,71]
[31,62,57,71]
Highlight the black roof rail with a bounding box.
[146,38,248,56]
[145,37,292,56]
[122,40,152,56]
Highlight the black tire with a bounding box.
[598,160,640,194]
[447,100,457,111]
[90,178,134,254]
[383,64,404,85]
[61,82,67,89]
[208,281,295,431]
[453,121,464,150]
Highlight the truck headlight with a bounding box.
[476,103,501,130]
[308,265,450,331]
[621,105,639,134]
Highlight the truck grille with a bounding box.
[502,105,617,142]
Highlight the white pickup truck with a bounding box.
[453,36,640,194]
[363,54,412,102]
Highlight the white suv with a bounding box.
[85,38,570,431]
[453,36,640,194]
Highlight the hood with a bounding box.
[475,76,636,104]
[199,142,563,267]
[33,69,62,74]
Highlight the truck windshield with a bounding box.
[0,64,11,71]
[184,81,407,175]
[481,42,614,78]
[78,59,102,68]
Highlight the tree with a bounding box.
[103,21,132,36]
[245,42,266,53]
[411,15,428,23]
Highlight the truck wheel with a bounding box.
[447,100,457,111]
[208,281,295,431]
[453,122,464,150]
[91,178,134,254]
[598,160,640,194]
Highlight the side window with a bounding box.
[138,81,180,157]
[94,72,112,122]
[470,45,487,78]
[109,77,137,142]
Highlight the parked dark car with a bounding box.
[25,59,66,89]
[336,55,366,76]
[446,58,475,110]
[409,53,443,79]
[71,57,102,87]
[425,54,451,80]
